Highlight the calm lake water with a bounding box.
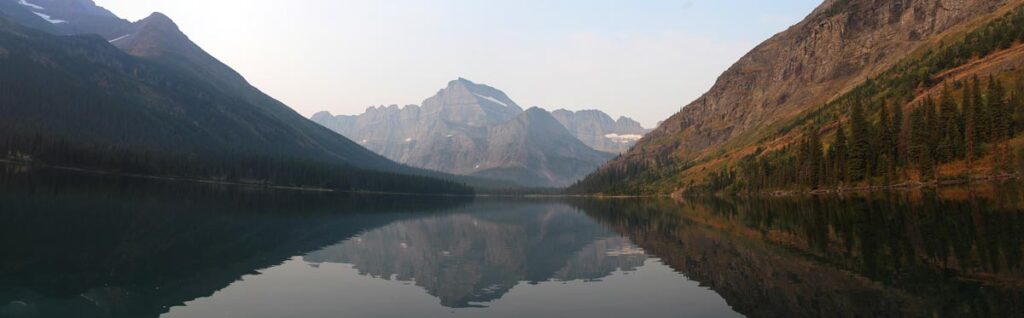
[1,167,1023,317]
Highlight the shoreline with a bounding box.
[745,173,1022,197]
[1,159,648,198]
[0,159,485,197]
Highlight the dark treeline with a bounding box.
[693,5,1024,194]
[567,151,686,195]
[0,132,474,195]
[719,76,1023,193]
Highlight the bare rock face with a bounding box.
[472,108,613,187]
[312,79,615,187]
[551,109,650,153]
[595,0,1017,187]
[422,77,522,127]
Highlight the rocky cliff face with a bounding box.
[551,109,650,153]
[472,108,614,187]
[588,0,1020,193]
[312,79,614,187]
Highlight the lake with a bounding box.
[1,167,1023,317]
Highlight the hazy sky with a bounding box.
[94,0,821,127]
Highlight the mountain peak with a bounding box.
[420,78,522,126]
[111,12,192,61]
[139,12,175,29]
[310,111,335,121]
[547,108,651,154]
[446,77,488,93]
[524,106,548,115]
[311,80,610,188]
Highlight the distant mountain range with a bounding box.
[311,78,649,187]
[0,0,471,194]
[551,109,650,153]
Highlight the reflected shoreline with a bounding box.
[2,170,1023,317]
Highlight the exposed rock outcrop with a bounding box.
[551,109,650,153]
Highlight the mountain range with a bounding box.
[551,109,650,153]
[0,0,471,194]
[11,0,1014,195]
[311,78,649,187]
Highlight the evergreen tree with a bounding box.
[910,103,935,180]
[988,77,1010,141]
[797,128,824,187]
[1011,87,1023,137]
[972,76,987,144]
[831,122,849,184]
[809,129,824,186]
[893,101,905,166]
[1012,80,1024,136]
[937,87,960,161]
[877,101,896,174]
[848,100,872,181]
[965,80,978,169]
[924,97,940,172]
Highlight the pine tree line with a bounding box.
[727,75,1022,193]
[573,4,1024,195]
[0,132,475,195]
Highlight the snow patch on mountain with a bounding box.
[18,0,44,10]
[109,34,132,43]
[473,93,508,107]
[32,12,67,24]
[604,133,643,143]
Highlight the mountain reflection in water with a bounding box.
[2,168,1024,317]
[303,202,647,308]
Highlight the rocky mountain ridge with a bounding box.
[551,109,651,153]
[311,78,630,187]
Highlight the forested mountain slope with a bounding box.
[0,6,471,194]
[573,0,1024,195]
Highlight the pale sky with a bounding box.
[94,0,821,127]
